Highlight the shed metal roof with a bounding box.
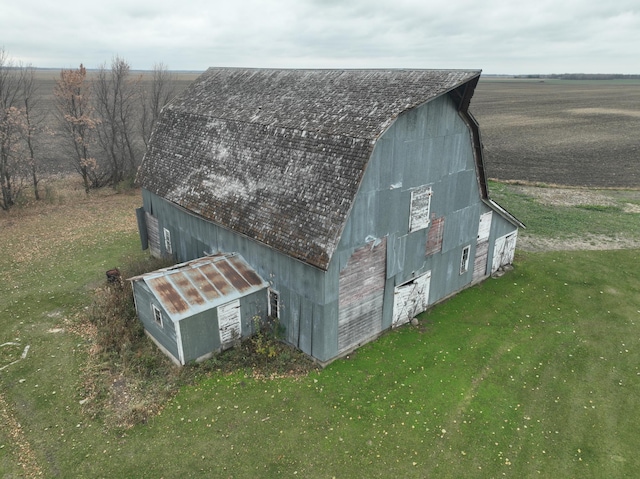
[137,68,482,270]
[129,253,268,321]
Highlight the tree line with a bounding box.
[0,48,177,210]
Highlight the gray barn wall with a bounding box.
[323,93,517,358]
[141,190,331,361]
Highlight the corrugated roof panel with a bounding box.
[215,259,252,293]
[171,272,206,306]
[146,275,190,315]
[132,253,268,321]
[183,268,220,301]
[200,263,234,296]
[228,255,264,287]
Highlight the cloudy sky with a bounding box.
[2,0,639,74]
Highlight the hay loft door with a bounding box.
[338,238,387,354]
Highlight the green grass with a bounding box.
[1,182,640,478]
[488,181,640,241]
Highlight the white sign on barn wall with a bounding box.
[218,299,241,346]
[409,186,432,232]
[392,271,431,328]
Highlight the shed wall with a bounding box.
[132,282,181,363]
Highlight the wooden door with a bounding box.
[338,238,387,353]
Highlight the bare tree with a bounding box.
[0,48,26,210]
[18,65,46,200]
[93,56,142,186]
[54,64,103,193]
[140,62,176,147]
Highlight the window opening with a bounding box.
[269,289,279,319]
[460,245,470,274]
[152,304,163,327]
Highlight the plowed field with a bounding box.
[472,78,640,188]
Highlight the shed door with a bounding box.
[338,238,387,353]
[145,212,161,258]
[473,212,492,282]
[393,271,431,328]
[218,299,241,347]
[492,231,518,273]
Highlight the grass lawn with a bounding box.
[1,179,639,478]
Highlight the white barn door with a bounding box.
[492,231,518,273]
[218,299,241,347]
[392,271,431,328]
[473,212,492,282]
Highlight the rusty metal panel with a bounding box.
[132,253,269,322]
[183,268,220,301]
[171,272,206,306]
[146,276,190,315]
[227,255,263,287]
[215,259,252,293]
[199,263,233,296]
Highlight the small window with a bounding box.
[460,245,471,274]
[163,227,172,254]
[152,304,163,327]
[269,289,279,319]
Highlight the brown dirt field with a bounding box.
[473,78,640,188]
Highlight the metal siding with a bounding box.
[178,310,220,363]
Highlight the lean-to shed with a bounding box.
[129,253,269,365]
[135,68,523,365]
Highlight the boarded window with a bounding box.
[163,227,172,254]
[338,238,387,353]
[409,186,432,232]
[425,217,444,256]
[392,271,431,328]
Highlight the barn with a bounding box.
[134,68,522,365]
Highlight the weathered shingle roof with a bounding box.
[137,68,481,270]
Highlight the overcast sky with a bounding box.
[2,0,639,74]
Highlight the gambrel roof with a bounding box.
[137,68,482,270]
